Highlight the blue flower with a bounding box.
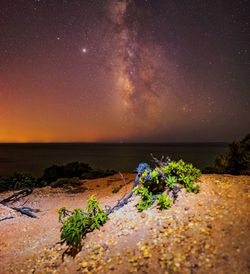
[136,163,151,175]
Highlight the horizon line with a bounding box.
[0,141,229,144]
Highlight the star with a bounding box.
[82,48,87,53]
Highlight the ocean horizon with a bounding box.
[0,142,228,178]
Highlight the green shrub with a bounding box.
[157,193,172,210]
[87,195,108,229]
[139,159,201,195]
[165,175,177,189]
[61,209,88,247]
[180,175,200,193]
[59,195,108,250]
[133,186,154,211]
[58,207,67,222]
[141,167,166,193]
[134,158,201,211]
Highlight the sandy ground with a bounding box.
[0,173,249,274]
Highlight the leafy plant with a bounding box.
[140,168,165,193]
[179,175,200,193]
[163,160,201,192]
[166,175,177,189]
[134,156,201,211]
[61,209,88,248]
[87,195,108,229]
[133,186,154,211]
[59,195,108,252]
[157,193,172,210]
[58,207,68,222]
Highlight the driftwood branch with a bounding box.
[0,188,38,219]
[106,173,140,215]
[118,172,126,185]
[0,188,32,205]
[0,216,14,222]
[150,153,170,167]
[11,206,37,218]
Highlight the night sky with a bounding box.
[0,0,249,143]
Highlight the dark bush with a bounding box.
[50,177,82,188]
[38,162,92,184]
[38,165,64,184]
[205,134,250,175]
[0,177,9,192]
[0,161,117,192]
[64,162,92,178]
[0,172,37,191]
[83,169,116,179]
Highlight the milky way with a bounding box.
[106,0,185,137]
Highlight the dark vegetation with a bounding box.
[0,173,36,192]
[0,162,116,192]
[205,134,250,175]
[50,177,82,189]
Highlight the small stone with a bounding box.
[205,244,210,249]
[222,255,228,260]
[162,223,169,229]
[80,261,88,268]
[109,265,115,271]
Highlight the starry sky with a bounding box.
[0,0,249,143]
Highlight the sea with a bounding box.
[0,143,228,178]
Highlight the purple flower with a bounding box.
[144,174,151,181]
[158,171,166,180]
[172,186,180,202]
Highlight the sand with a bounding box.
[0,173,249,274]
